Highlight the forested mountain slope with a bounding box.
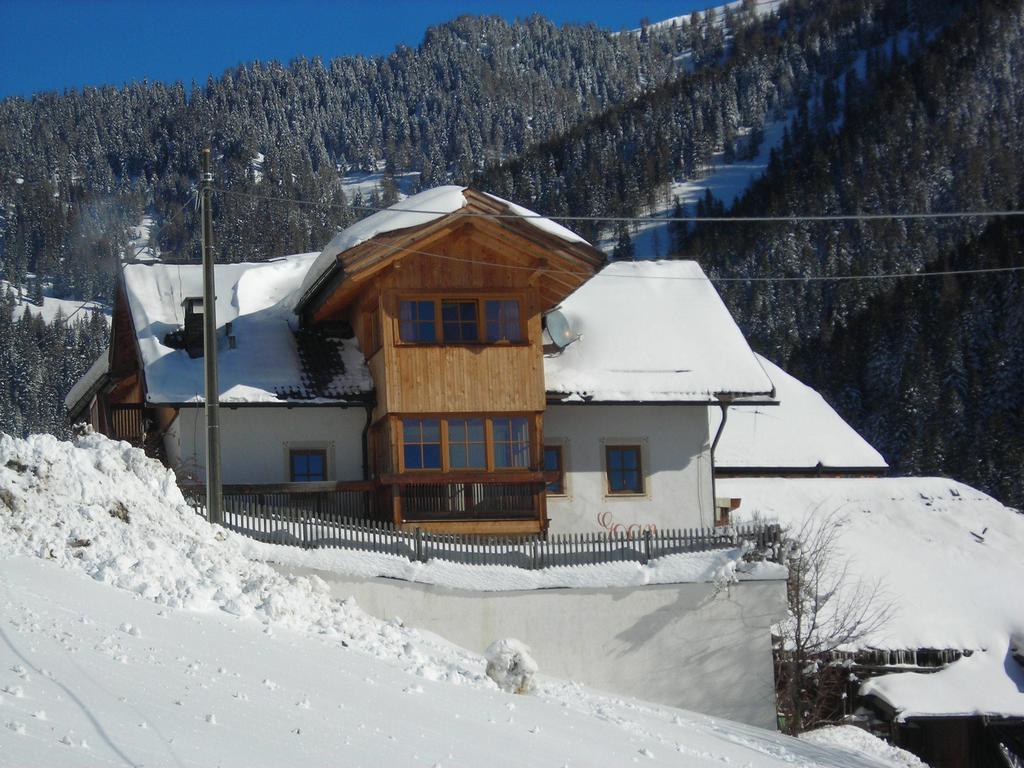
[2,0,1022,509]
[787,218,1024,506]
[0,13,694,299]
[680,0,1024,506]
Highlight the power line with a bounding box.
[339,236,1024,284]
[208,187,1024,284]
[211,185,1024,225]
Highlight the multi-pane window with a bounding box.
[492,417,530,468]
[448,418,486,469]
[403,418,442,470]
[605,445,643,494]
[290,449,327,482]
[399,300,437,342]
[484,299,522,342]
[399,415,533,472]
[398,297,522,344]
[441,300,479,342]
[543,445,565,494]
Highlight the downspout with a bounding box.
[361,402,374,481]
[709,394,733,520]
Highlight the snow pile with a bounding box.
[861,640,1024,720]
[712,354,887,471]
[484,638,538,694]
[0,432,484,685]
[800,726,927,767]
[544,261,775,401]
[726,476,1024,650]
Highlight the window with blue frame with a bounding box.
[402,418,442,470]
[290,449,327,482]
[605,445,643,494]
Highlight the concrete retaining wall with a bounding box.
[287,566,785,729]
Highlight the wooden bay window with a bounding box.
[396,414,534,473]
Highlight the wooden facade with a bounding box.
[301,194,605,534]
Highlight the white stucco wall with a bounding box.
[545,404,714,534]
[165,406,367,484]
[288,566,785,729]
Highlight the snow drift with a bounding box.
[0,431,485,685]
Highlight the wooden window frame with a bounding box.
[603,443,646,497]
[543,443,567,496]
[288,447,329,483]
[398,299,438,344]
[396,413,535,473]
[394,293,527,347]
[401,417,443,471]
[446,416,487,470]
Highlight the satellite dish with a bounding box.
[545,309,579,349]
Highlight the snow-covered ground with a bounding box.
[341,169,421,201]
[1,279,110,325]
[598,116,788,258]
[127,214,157,262]
[0,432,905,767]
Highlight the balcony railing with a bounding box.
[108,403,149,446]
[399,481,537,521]
[381,471,544,523]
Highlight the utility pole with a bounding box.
[200,148,223,525]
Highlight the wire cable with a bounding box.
[211,185,1024,225]
[305,228,1024,284]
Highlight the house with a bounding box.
[712,354,888,478]
[858,638,1024,768]
[66,185,778,535]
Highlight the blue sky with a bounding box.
[0,1,710,98]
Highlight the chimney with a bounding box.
[183,297,205,358]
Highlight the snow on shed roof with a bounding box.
[861,641,1024,720]
[64,348,110,415]
[724,476,1024,652]
[544,260,775,403]
[122,254,372,404]
[713,354,888,470]
[296,185,589,307]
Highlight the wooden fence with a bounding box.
[184,485,780,568]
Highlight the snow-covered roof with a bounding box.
[63,349,110,415]
[861,641,1024,720]
[296,185,590,309]
[713,355,888,470]
[724,476,1024,651]
[544,261,775,403]
[121,254,372,404]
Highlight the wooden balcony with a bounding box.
[107,403,150,446]
[380,471,547,535]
